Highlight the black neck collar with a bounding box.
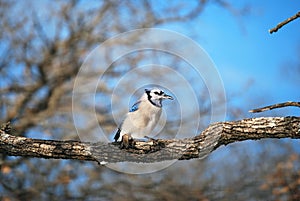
[146,91,162,108]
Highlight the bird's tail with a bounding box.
[114,129,121,142]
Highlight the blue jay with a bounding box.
[114,88,173,147]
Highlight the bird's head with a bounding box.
[145,88,173,107]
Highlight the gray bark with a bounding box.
[1,117,300,164]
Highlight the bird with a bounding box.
[114,88,173,147]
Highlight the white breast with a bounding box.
[120,100,162,138]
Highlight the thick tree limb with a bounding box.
[1,116,300,164]
[269,11,300,34]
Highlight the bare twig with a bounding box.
[269,11,300,34]
[249,101,300,113]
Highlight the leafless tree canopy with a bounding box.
[0,1,299,200]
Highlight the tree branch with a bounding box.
[1,116,300,164]
[249,101,300,113]
[269,11,300,34]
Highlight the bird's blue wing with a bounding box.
[129,101,141,112]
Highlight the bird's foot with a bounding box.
[120,134,133,149]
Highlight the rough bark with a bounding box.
[1,116,299,164]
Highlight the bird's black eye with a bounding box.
[154,91,159,95]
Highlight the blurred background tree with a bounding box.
[0,0,299,200]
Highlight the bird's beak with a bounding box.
[163,94,173,100]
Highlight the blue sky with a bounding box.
[1,0,299,191]
[97,1,300,174]
[158,1,300,117]
[22,0,299,143]
[176,0,300,167]
[3,1,298,142]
